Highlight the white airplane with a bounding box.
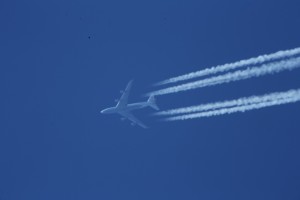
[101,80,159,128]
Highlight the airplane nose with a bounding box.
[101,109,108,114]
[101,108,112,114]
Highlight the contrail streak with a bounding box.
[163,89,300,121]
[147,57,300,96]
[155,89,298,116]
[155,47,300,86]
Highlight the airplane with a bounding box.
[101,80,159,128]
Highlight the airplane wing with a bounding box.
[116,80,133,108]
[119,112,148,129]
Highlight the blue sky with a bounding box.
[1,0,300,199]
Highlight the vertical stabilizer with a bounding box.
[147,95,159,110]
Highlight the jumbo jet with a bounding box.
[101,80,159,128]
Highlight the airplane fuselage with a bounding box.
[101,102,148,114]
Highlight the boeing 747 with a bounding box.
[101,80,159,128]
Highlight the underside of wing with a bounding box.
[116,80,133,108]
[120,112,148,129]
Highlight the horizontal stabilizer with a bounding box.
[148,95,159,111]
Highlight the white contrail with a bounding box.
[155,89,298,116]
[163,89,300,121]
[155,47,300,86]
[147,57,300,96]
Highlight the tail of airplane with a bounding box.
[147,95,159,110]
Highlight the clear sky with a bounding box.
[1,0,300,199]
